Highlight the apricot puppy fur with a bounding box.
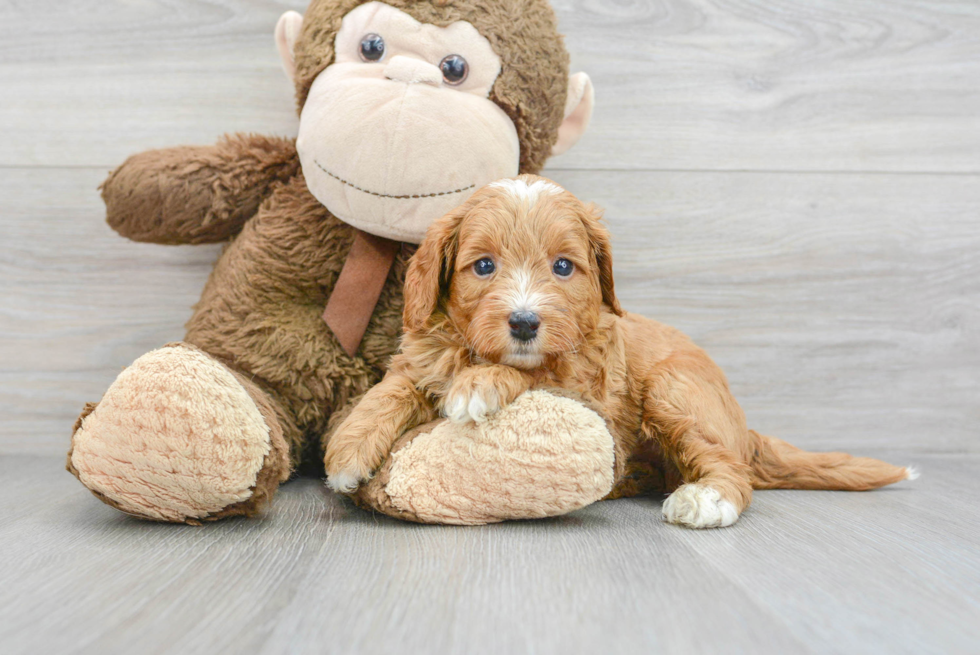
[325,175,913,528]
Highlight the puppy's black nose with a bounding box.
[508,311,540,342]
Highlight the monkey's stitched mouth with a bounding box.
[315,160,475,199]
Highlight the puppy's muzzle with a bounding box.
[508,311,540,342]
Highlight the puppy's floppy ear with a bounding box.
[403,205,467,331]
[580,203,625,317]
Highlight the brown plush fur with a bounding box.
[102,134,302,245]
[326,176,912,521]
[183,173,414,465]
[72,0,576,521]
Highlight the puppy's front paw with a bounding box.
[443,384,500,424]
[442,366,530,424]
[324,442,376,493]
[325,469,364,494]
[662,484,740,529]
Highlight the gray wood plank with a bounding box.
[3,167,977,455]
[1,0,979,172]
[558,0,980,173]
[0,454,975,655]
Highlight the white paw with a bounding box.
[662,484,740,529]
[325,470,362,494]
[443,387,500,424]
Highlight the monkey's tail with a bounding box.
[748,431,916,491]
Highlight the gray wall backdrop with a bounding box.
[1,0,978,456]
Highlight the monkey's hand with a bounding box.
[102,134,299,245]
[441,366,533,424]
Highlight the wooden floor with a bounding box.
[2,0,979,653]
[2,454,978,654]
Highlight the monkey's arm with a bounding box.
[101,133,300,245]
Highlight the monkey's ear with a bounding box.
[552,73,595,156]
[276,11,304,83]
[403,207,465,332]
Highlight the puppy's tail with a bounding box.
[748,431,916,491]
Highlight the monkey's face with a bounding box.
[294,2,520,243]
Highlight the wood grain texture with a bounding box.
[0,454,976,655]
[556,0,980,172]
[3,167,977,455]
[1,0,979,171]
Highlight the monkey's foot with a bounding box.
[353,389,616,525]
[68,343,290,523]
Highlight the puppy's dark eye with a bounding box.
[473,257,496,277]
[359,34,385,62]
[440,55,468,85]
[553,258,574,277]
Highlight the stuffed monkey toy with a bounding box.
[67,0,630,524]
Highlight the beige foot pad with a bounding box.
[354,389,616,525]
[68,343,279,523]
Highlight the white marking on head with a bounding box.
[490,178,564,206]
[507,269,548,314]
[501,269,548,368]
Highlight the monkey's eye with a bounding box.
[473,257,496,277]
[359,33,385,62]
[440,55,468,85]
[553,258,574,277]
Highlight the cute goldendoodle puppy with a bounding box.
[325,175,914,528]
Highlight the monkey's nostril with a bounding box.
[508,311,540,342]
